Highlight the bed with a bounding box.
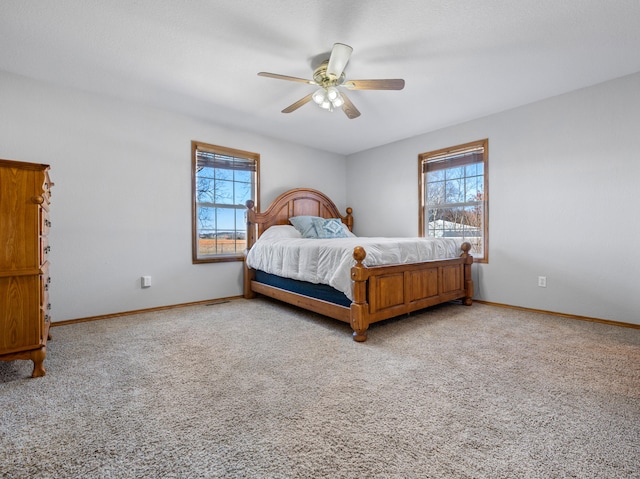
[244,188,473,341]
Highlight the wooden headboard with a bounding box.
[245,188,353,249]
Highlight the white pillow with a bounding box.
[341,223,357,237]
[259,225,302,241]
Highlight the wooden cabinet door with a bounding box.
[0,275,42,353]
[0,166,40,271]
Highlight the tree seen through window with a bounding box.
[192,142,259,263]
[419,140,488,261]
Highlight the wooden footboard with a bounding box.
[349,242,473,341]
[244,242,473,342]
[244,188,474,342]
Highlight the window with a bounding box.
[419,139,488,262]
[192,141,259,263]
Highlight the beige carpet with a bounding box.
[1,299,639,478]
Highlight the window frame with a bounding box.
[418,139,488,263]
[191,141,260,264]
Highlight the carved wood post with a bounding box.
[350,246,369,341]
[244,200,257,299]
[460,242,473,306]
[344,207,354,232]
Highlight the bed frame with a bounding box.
[244,188,473,341]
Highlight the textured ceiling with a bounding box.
[1,0,639,155]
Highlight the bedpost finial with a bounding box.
[246,199,255,210]
[353,246,366,264]
[345,207,354,232]
[460,242,471,256]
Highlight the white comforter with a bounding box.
[245,235,463,300]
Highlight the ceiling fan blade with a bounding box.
[258,72,316,85]
[282,93,314,113]
[326,43,353,79]
[343,79,405,90]
[340,92,361,119]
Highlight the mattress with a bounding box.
[246,227,463,301]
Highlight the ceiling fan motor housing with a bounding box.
[313,61,346,87]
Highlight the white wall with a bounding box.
[0,71,347,322]
[346,72,640,325]
[3,68,638,326]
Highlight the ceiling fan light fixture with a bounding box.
[312,88,327,105]
[313,86,344,112]
[321,99,333,111]
[327,87,344,109]
[331,94,344,108]
[326,86,339,101]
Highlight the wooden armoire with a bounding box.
[0,159,53,377]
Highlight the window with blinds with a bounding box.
[419,139,488,262]
[192,141,259,263]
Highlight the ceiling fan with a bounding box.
[258,43,405,119]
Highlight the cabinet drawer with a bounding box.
[40,209,51,236]
[41,296,52,324]
[40,266,51,296]
[40,236,51,262]
[42,170,53,204]
[41,262,51,324]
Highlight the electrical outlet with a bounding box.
[538,276,547,288]
[141,276,152,288]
